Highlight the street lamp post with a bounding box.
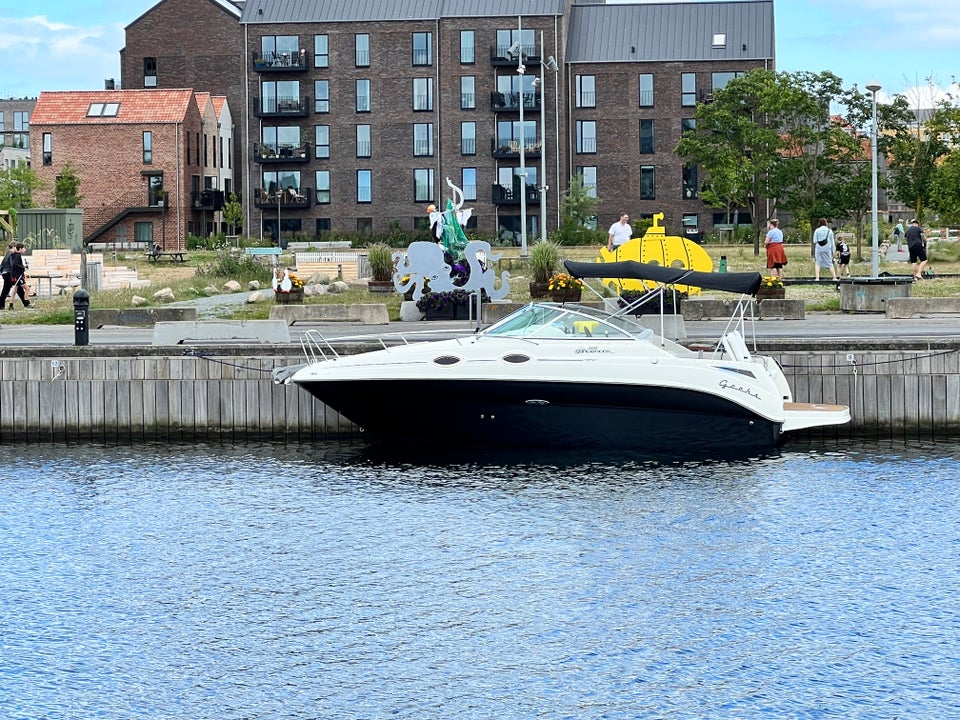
[513,17,528,257]
[534,31,558,245]
[867,80,881,278]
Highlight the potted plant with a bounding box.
[529,241,561,298]
[547,272,584,303]
[756,276,785,302]
[416,288,477,319]
[367,242,396,293]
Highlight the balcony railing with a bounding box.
[491,137,542,158]
[254,187,312,209]
[253,96,311,118]
[252,49,309,72]
[191,189,224,211]
[490,91,540,113]
[491,183,540,205]
[254,142,311,163]
[489,45,540,66]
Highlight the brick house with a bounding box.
[29,89,231,249]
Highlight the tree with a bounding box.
[223,192,243,235]
[554,172,601,245]
[54,162,82,208]
[0,161,46,209]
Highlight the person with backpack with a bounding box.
[0,243,32,309]
[812,218,838,281]
[893,220,905,251]
[835,236,852,277]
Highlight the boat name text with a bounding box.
[718,379,761,400]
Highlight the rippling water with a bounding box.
[2,440,959,719]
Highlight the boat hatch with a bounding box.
[433,355,462,366]
[502,354,533,364]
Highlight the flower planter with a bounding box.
[367,280,396,293]
[756,287,785,302]
[275,289,304,304]
[550,289,582,303]
[424,303,467,320]
[529,281,551,299]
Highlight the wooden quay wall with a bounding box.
[1,339,960,443]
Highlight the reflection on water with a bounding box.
[2,440,959,718]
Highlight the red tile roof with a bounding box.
[211,96,227,118]
[31,89,198,125]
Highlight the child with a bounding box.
[836,237,852,278]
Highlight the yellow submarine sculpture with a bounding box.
[597,212,712,295]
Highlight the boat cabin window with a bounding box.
[485,304,643,340]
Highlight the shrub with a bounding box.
[367,242,395,281]
[529,240,561,283]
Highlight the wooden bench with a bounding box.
[147,251,187,263]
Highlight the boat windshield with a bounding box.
[483,303,648,340]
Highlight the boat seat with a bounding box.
[721,330,751,361]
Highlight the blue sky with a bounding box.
[1,0,958,106]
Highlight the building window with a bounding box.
[356,79,371,112]
[357,170,372,203]
[712,33,726,48]
[355,34,370,67]
[260,80,299,114]
[42,133,52,165]
[262,35,300,64]
[414,123,433,156]
[576,120,597,154]
[639,73,653,107]
[461,121,476,155]
[357,125,371,157]
[142,131,152,164]
[576,75,596,108]
[640,166,655,200]
[712,72,744,91]
[460,30,475,63]
[462,168,477,201]
[314,35,328,67]
[357,217,373,236]
[315,170,331,203]
[682,118,697,134]
[86,103,119,117]
[14,111,28,130]
[316,218,331,236]
[263,170,302,195]
[461,76,475,109]
[315,125,330,158]
[414,168,434,202]
[577,166,598,198]
[134,222,154,244]
[681,73,697,107]
[682,165,698,199]
[413,32,432,66]
[496,29,534,59]
[263,125,300,156]
[144,57,157,87]
[682,213,699,235]
[1,110,6,132]
[315,80,329,113]
[639,119,654,154]
[497,119,535,151]
[413,77,433,111]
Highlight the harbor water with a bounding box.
[2,440,958,719]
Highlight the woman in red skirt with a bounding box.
[764,219,787,280]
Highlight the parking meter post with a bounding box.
[73,289,90,346]
[719,255,727,273]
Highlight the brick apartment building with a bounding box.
[29,89,232,249]
[0,98,35,169]
[116,0,774,242]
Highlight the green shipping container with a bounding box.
[15,208,84,252]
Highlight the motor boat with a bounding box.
[278,260,850,451]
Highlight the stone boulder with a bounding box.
[222,280,242,293]
[131,295,147,307]
[248,290,268,303]
[153,287,175,303]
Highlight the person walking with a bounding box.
[893,219,905,251]
[607,213,632,254]
[904,219,927,280]
[812,218,837,281]
[764,219,787,280]
[836,236,852,277]
[0,243,32,309]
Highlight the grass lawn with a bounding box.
[6,239,960,325]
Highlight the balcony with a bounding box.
[252,49,309,73]
[491,137,542,159]
[254,187,312,210]
[491,183,540,205]
[254,142,311,163]
[489,45,540,66]
[253,96,311,119]
[191,189,224,211]
[490,91,540,113]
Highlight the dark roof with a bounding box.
[240,0,565,23]
[566,0,774,64]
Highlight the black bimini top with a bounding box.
[564,260,762,296]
